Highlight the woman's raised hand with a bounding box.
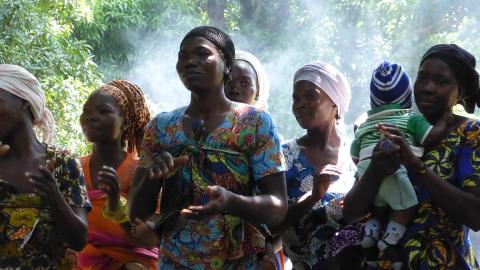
[27,163,65,209]
[311,164,341,202]
[97,165,121,211]
[147,151,189,181]
[180,185,233,217]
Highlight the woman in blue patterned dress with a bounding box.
[271,61,361,270]
[128,26,287,269]
[344,44,480,270]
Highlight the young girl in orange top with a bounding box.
[77,80,157,269]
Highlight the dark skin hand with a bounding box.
[128,154,189,221]
[270,164,340,235]
[27,164,88,251]
[271,80,343,235]
[130,218,160,248]
[0,89,87,251]
[181,171,287,225]
[0,144,88,251]
[96,165,121,211]
[129,151,287,225]
[130,34,287,226]
[343,140,401,223]
[381,124,480,231]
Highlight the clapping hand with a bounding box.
[146,152,189,181]
[377,124,420,170]
[27,161,64,209]
[311,164,341,202]
[180,185,232,217]
[97,165,121,211]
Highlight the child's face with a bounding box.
[80,91,125,144]
[225,60,258,105]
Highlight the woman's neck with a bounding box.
[427,110,459,128]
[188,87,231,118]
[300,120,340,150]
[91,141,126,166]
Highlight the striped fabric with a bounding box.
[351,104,432,160]
[370,61,412,109]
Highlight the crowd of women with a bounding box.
[0,25,478,270]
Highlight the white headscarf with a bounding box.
[293,61,351,119]
[0,64,55,144]
[235,50,270,110]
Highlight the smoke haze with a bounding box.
[123,0,480,253]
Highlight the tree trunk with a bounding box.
[207,0,226,30]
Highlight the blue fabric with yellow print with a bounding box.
[369,119,480,270]
[140,103,285,269]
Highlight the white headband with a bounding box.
[294,61,351,118]
[0,64,55,144]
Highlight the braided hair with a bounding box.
[97,80,151,153]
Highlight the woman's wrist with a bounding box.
[103,196,129,223]
[364,164,389,183]
[219,189,234,214]
[298,191,319,208]
[107,194,121,212]
[405,158,425,173]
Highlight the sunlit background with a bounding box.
[1,0,478,254]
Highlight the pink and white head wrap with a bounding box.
[235,50,270,110]
[293,61,351,119]
[0,64,55,144]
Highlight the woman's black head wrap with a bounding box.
[420,44,479,113]
[180,26,235,71]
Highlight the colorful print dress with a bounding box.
[0,146,91,269]
[139,103,285,269]
[78,153,158,269]
[370,119,480,270]
[281,139,350,270]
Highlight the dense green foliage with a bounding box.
[1,0,478,254]
[1,0,479,153]
[0,0,99,153]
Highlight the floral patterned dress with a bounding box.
[139,103,285,269]
[281,139,352,270]
[370,119,480,270]
[0,146,91,269]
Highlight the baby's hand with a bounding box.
[131,218,160,248]
[378,138,396,151]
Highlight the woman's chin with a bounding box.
[226,96,246,104]
[417,106,439,119]
[296,120,311,130]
